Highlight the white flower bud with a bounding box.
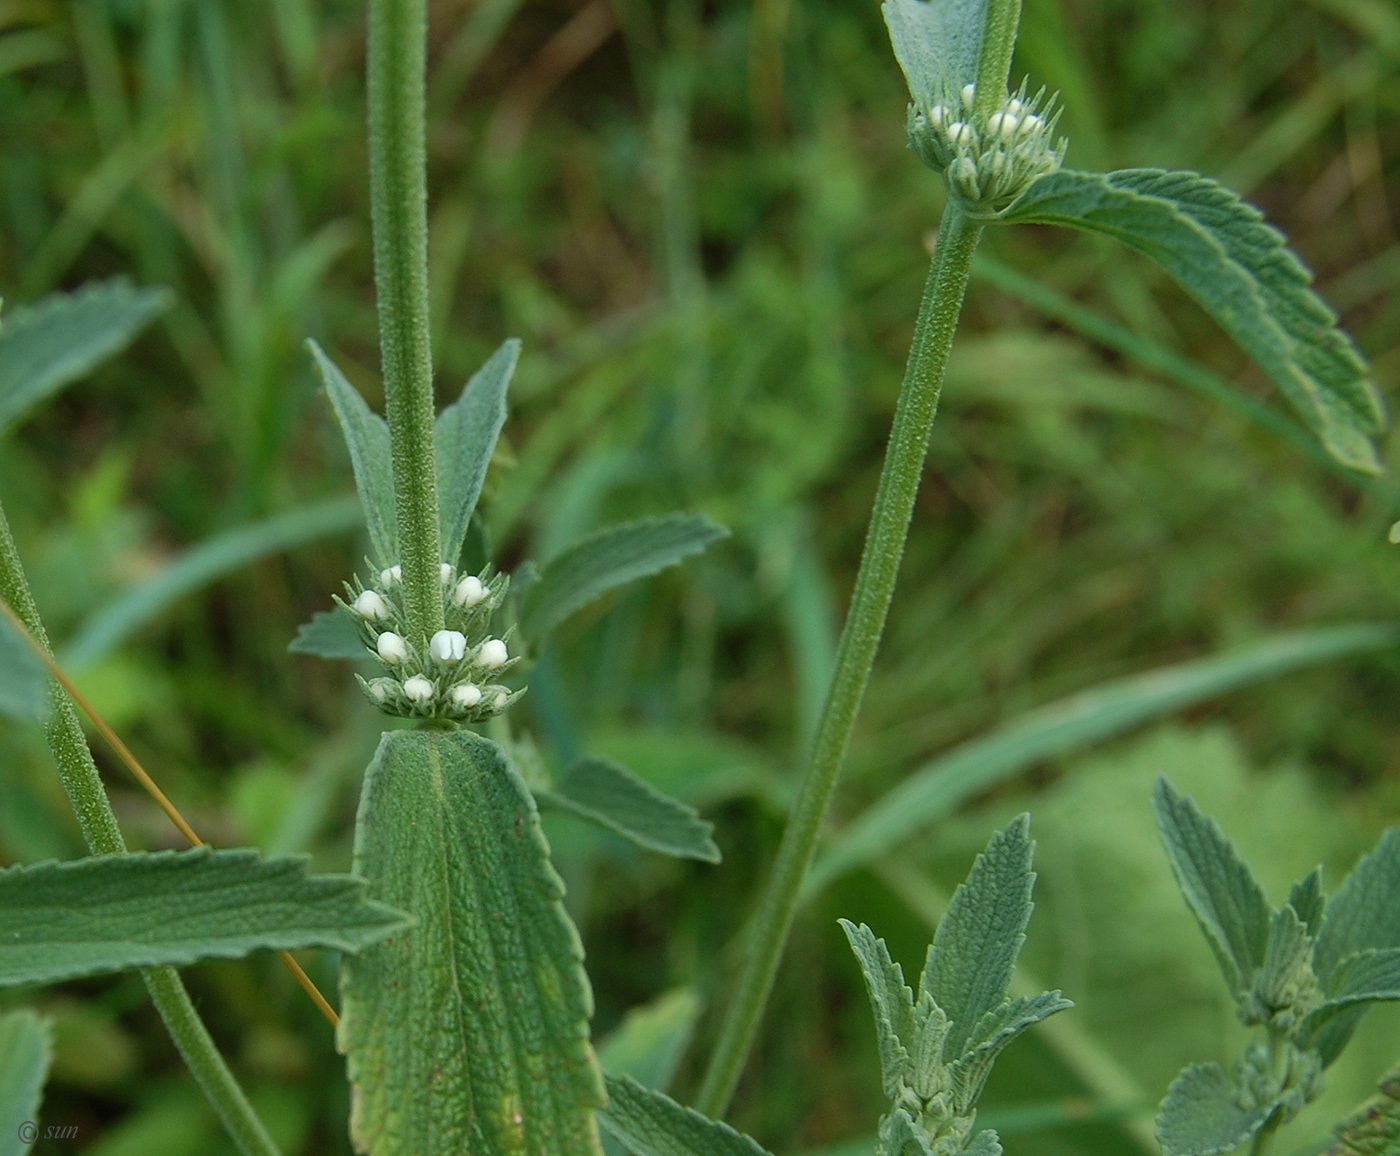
[961,83,975,106]
[377,631,408,664]
[380,564,401,587]
[989,111,1018,139]
[928,104,945,127]
[947,121,974,147]
[1006,98,1025,116]
[453,575,486,607]
[353,589,389,620]
[1017,113,1041,135]
[493,691,509,710]
[366,677,395,702]
[402,675,434,703]
[478,639,509,668]
[451,683,482,707]
[440,562,454,584]
[430,629,467,665]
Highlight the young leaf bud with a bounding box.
[402,674,434,703]
[353,589,389,620]
[478,639,509,668]
[377,631,409,664]
[453,575,486,607]
[430,629,467,665]
[451,683,482,707]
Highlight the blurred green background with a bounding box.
[1,0,1398,1152]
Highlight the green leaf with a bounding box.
[0,279,171,435]
[1153,777,1272,996]
[596,1074,773,1156]
[288,608,366,660]
[807,623,1400,895]
[0,607,46,720]
[880,1107,935,1156]
[1001,169,1385,473]
[920,814,1036,1058]
[65,495,364,668]
[0,1009,51,1156]
[340,729,604,1156]
[839,920,916,1098]
[947,991,1073,1113]
[0,848,406,986]
[882,0,987,115]
[1328,1061,1400,1156]
[963,1130,1004,1156]
[597,990,701,1092]
[436,338,519,568]
[1257,905,1313,1013]
[1289,868,1326,938]
[1316,829,1400,985]
[540,757,720,862]
[308,340,398,565]
[1157,1063,1277,1156]
[1297,949,1400,1052]
[520,514,729,642]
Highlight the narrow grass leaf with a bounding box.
[1156,1063,1276,1156]
[1328,1061,1400,1156]
[807,623,1399,895]
[436,338,519,567]
[0,1009,50,1156]
[65,495,363,668]
[597,990,701,1092]
[520,514,729,642]
[340,730,604,1156]
[0,279,171,434]
[288,608,366,659]
[921,815,1035,1058]
[883,0,987,114]
[1153,777,1272,995]
[308,340,398,564]
[597,1074,773,1156]
[839,920,915,1098]
[1002,169,1385,472]
[0,848,407,986]
[540,756,720,862]
[0,608,46,720]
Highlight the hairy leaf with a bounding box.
[437,338,519,567]
[0,848,406,985]
[597,1074,773,1156]
[540,757,720,862]
[288,608,366,659]
[882,0,987,114]
[308,340,398,564]
[1316,829,1400,985]
[1258,905,1313,1012]
[947,991,1073,1113]
[840,920,916,1098]
[920,814,1036,1058]
[807,623,1400,895]
[1153,777,1271,995]
[520,514,729,642]
[340,730,604,1156]
[963,1130,1004,1156]
[0,1009,50,1156]
[1157,1063,1277,1156]
[0,279,171,435]
[1329,1062,1400,1156]
[881,1107,935,1156]
[1289,868,1326,938]
[1298,950,1400,1050]
[1002,169,1385,472]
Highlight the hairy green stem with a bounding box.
[972,0,1023,123]
[0,503,280,1156]
[695,205,982,1117]
[368,0,443,643]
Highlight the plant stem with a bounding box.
[972,0,1023,123]
[367,0,443,643]
[695,204,982,1117]
[0,503,280,1156]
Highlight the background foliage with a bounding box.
[0,0,1397,1152]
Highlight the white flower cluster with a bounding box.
[337,561,521,721]
[907,81,1066,213]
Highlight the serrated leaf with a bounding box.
[1156,1063,1277,1156]
[0,1009,50,1156]
[1316,829,1400,985]
[1328,1061,1400,1156]
[340,729,604,1156]
[1152,777,1271,996]
[947,991,1073,1113]
[1257,905,1313,1012]
[920,814,1036,1058]
[519,514,729,642]
[436,338,519,568]
[1289,868,1326,938]
[1297,949,1400,1052]
[0,607,46,720]
[840,920,916,1098]
[0,848,406,985]
[540,757,720,862]
[1001,169,1385,473]
[882,0,987,115]
[288,608,366,659]
[0,279,171,434]
[880,1107,935,1156]
[308,340,398,565]
[963,1130,1004,1156]
[598,1074,773,1156]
